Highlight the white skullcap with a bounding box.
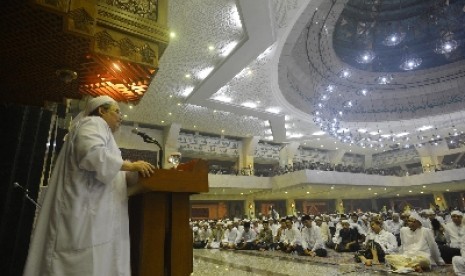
[315,216,322,220]
[84,95,117,116]
[192,227,199,232]
[451,210,463,217]
[341,220,350,224]
[409,211,422,224]
[68,95,117,133]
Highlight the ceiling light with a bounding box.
[356,89,369,96]
[376,74,393,84]
[208,45,215,51]
[343,100,353,108]
[230,5,242,28]
[182,86,194,97]
[400,56,422,71]
[338,69,351,78]
[169,32,176,38]
[266,107,281,114]
[356,50,376,64]
[220,41,238,57]
[213,95,232,103]
[396,132,409,137]
[312,131,325,136]
[417,125,433,131]
[326,85,335,93]
[435,33,458,54]
[382,32,406,46]
[196,67,214,79]
[242,102,257,108]
[320,94,330,101]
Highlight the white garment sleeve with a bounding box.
[74,118,123,184]
[425,228,445,265]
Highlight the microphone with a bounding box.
[131,129,152,140]
[14,182,41,209]
[131,129,164,169]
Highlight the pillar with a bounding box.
[433,193,447,211]
[278,142,300,168]
[286,198,296,217]
[240,136,260,175]
[364,154,372,169]
[244,196,255,219]
[335,199,344,214]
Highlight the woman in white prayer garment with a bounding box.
[23,96,155,276]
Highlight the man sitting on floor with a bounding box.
[358,220,398,266]
[452,229,465,276]
[385,211,445,273]
[441,210,464,264]
[334,220,360,252]
[207,221,224,249]
[221,221,239,249]
[256,220,273,251]
[281,217,303,253]
[299,215,327,257]
[235,221,257,250]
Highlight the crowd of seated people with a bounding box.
[191,208,465,274]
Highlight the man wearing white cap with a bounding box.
[441,210,464,263]
[385,211,445,272]
[23,96,155,276]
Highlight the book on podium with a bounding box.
[129,159,208,276]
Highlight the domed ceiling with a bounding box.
[279,0,465,149]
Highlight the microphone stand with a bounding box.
[14,182,41,209]
[141,136,164,169]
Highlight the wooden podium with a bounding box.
[129,159,208,276]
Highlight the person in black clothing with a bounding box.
[335,220,360,252]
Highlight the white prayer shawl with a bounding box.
[399,226,445,266]
[23,117,128,276]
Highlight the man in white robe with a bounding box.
[23,96,155,276]
[452,231,465,276]
[441,210,464,263]
[386,212,445,272]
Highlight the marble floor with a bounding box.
[192,249,456,276]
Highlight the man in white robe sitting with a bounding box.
[385,211,445,273]
[280,218,303,253]
[299,215,327,257]
[452,229,465,276]
[441,210,464,264]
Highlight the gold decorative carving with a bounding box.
[93,28,159,67]
[99,0,159,21]
[65,0,97,37]
[34,0,70,13]
[97,4,169,44]
[29,0,168,104]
